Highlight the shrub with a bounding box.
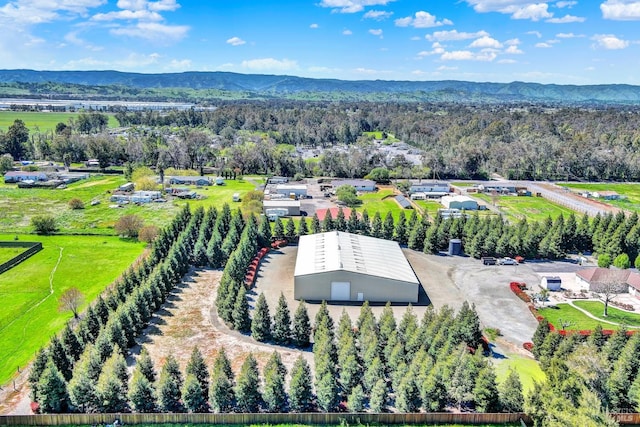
[523,342,533,352]
[115,214,144,238]
[138,225,160,243]
[510,282,531,303]
[613,253,631,269]
[68,198,85,210]
[32,215,57,235]
[597,253,612,268]
[135,176,160,191]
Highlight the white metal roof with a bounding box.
[276,184,307,190]
[294,231,419,284]
[263,200,300,207]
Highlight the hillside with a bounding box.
[1,69,640,104]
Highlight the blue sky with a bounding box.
[1,0,640,84]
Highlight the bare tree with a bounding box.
[115,214,144,238]
[595,270,628,317]
[59,287,84,319]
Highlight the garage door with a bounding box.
[330,282,351,301]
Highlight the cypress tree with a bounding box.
[183,374,208,413]
[157,354,184,412]
[137,347,157,383]
[369,378,388,412]
[272,293,291,345]
[94,295,110,326]
[49,336,73,381]
[273,217,285,240]
[499,369,524,412]
[395,376,421,412]
[209,349,235,413]
[347,208,359,233]
[285,218,296,240]
[129,368,156,412]
[68,354,98,413]
[186,346,209,404]
[322,212,334,232]
[336,207,347,231]
[310,213,321,234]
[95,350,129,413]
[235,353,261,412]
[532,321,551,359]
[288,355,314,412]
[347,384,365,412]
[258,215,273,247]
[263,352,287,412]
[251,293,272,342]
[206,230,225,268]
[360,210,371,236]
[28,348,48,401]
[371,212,383,238]
[232,286,251,333]
[382,212,395,240]
[297,217,309,237]
[36,360,68,413]
[292,300,311,348]
[394,211,407,244]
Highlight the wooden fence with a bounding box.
[0,242,43,275]
[0,412,531,426]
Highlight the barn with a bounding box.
[294,231,420,303]
[441,195,478,210]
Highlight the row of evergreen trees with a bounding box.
[29,205,199,413]
[529,321,640,426]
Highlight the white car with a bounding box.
[499,257,517,265]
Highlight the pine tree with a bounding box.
[61,324,83,363]
[589,323,606,350]
[297,217,309,237]
[360,210,371,236]
[186,346,209,404]
[369,378,388,412]
[315,370,338,412]
[183,373,208,413]
[251,293,272,342]
[395,376,420,412]
[232,286,251,332]
[258,215,273,248]
[36,360,68,413]
[28,348,48,402]
[272,293,291,345]
[235,353,261,412]
[209,349,235,413]
[273,217,285,240]
[289,355,314,412]
[322,211,335,232]
[347,384,365,412]
[336,207,347,231]
[347,209,359,234]
[137,347,157,383]
[129,368,156,412]
[382,212,395,240]
[394,211,407,244]
[263,352,287,412]
[157,354,184,412]
[499,369,523,412]
[531,320,550,359]
[363,356,385,393]
[474,366,500,412]
[285,218,296,240]
[68,354,98,413]
[49,336,73,381]
[310,213,321,234]
[95,350,129,413]
[292,300,311,348]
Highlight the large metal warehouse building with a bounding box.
[294,231,420,303]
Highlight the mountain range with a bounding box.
[1,69,640,104]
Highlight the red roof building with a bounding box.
[315,207,354,222]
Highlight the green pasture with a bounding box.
[494,353,544,395]
[473,194,576,222]
[0,175,259,235]
[0,234,145,384]
[0,246,27,265]
[362,130,400,142]
[0,111,118,132]
[355,189,406,221]
[559,182,640,212]
[538,303,627,331]
[573,300,640,327]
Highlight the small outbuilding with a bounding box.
[275,184,307,198]
[168,176,212,186]
[294,231,420,303]
[4,171,48,183]
[541,276,562,291]
[395,195,413,209]
[441,195,478,211]
[332,179,376,192]
[263,199,301,216]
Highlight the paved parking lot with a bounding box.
[253,246,548,349]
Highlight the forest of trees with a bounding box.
[3,102,640,181]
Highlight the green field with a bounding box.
[0,111,118,132]
[538,303,631,331]
[355,188,406,221]
[573,300,640,327]
[0,175,258,235]
[494,353,545,395]
[0,246,27,265]
[473,194,576,222]
[560,182,640,212]
[0,234,145,384]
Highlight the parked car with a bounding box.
[481,257,497,265]
[499,257,517,265]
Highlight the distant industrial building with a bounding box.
[409,181,449,197]
[268,176,289,184]
[294,231,420,303]
[332,179,376,192]
[275,184,307,198]
[263,199,301,216]
[4,171,48,183]
[441,195,478,211]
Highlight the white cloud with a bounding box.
[363,10,393,20]
[437,65,458,70]
[110,22,189,42]
[469,35,502,48]
[64,31,103,51]
[426,29,489,41]
[241,58,298,71]
[498,58,517,63]
[310,23,319,28]
[318,0,396,13]
[526,30,542,38]
[441,50,497,61]
[92,9,163,21]
[463,1,553,21]
[417,42,445,57]
[226,36,246,46]
[342,29,353,35]
[556,32,584,38]
[601,0,640,20]
[592,33,629,49]
[116,0,180,12]
[546,14,585,23]
[505,44,523,54]
[395,11,452,28]
[535,42,552,47]
[369,28,383,37]
[0,0,106,25]
[556,0,577,6]
[166,58,191,70]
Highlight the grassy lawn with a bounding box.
[494,354,545,395]
[538,303,625,331]
[473,194,576,222]
[0,111,118,132]
[559,182,640,213]
[355,188,406,221]
[0,246,27,265]
[0,234,145,384]
[172,179,258,212]
[573,300,640,327]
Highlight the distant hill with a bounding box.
[1,69,640,104]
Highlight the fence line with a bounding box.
[0,412,531,426]
[0,242,43,275]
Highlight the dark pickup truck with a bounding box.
[481,257,497,265]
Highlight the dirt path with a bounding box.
[566,299,640,328]
[136,268,313,379]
